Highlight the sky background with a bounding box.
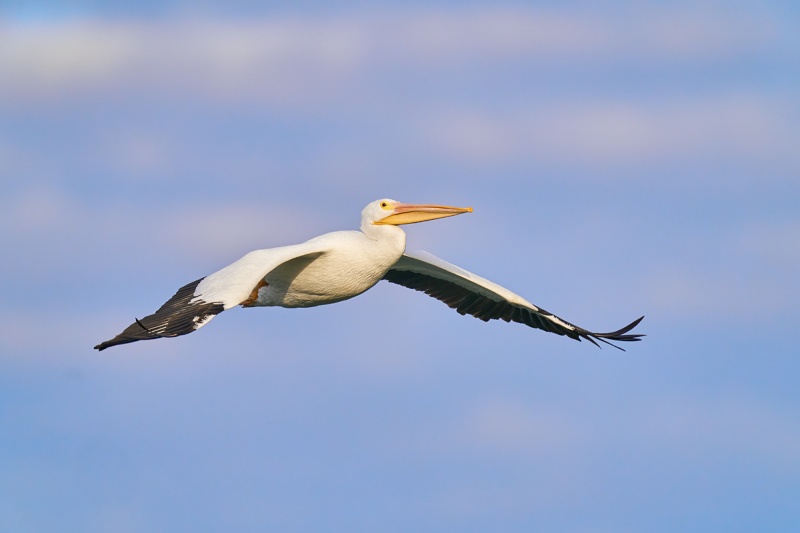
[1,1,799,531]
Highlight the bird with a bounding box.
[95,199,644,351]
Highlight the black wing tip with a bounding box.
[584,315,646,351]
[94,317,160,351]
[94,295,225,352]
[93,276,226,352]
[94,338,131,351]
[93,337,146,351]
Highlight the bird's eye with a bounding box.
[380,202,389,209]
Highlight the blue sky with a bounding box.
[1,1,799,531]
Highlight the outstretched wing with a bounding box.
[94,277,224,350]
[94,243,328,351]
[383,250,644,350]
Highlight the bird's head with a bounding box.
[362,199,473,227]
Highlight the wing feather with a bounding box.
[383,250,644,350]
[94,277,223,350]
[95,242,330,351]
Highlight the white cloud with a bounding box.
[438,392,800,471]
[157,203,323,260]
[102,132,174,177]
[459,396,581,456]
[386,5,790,65]
[0,18,365,105]
[0,21,139,90]
[382,8,615,63]
[627,6,787,59]
[3,184,76,232]
[422,93,800,166]
[0,184,323,281]
[738,220,800,268]
[642,396,800,468]
[640,265,792,322]
[636,218,800,321]
[0,5,793,104]
[383,388,800,523]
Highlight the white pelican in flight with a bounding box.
[95,199,644,351]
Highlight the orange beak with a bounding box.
[375,203,473,225]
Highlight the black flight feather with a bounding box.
[94,278,225,351]
[382,269,645,351]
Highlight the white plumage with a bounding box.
[95,199,643,351]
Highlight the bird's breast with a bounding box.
[259,238,402,308]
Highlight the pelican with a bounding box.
[95,199,644,351]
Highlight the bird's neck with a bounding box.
[360,221,407,249]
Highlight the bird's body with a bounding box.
[95,199,644,351]
[257,229,404,308]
